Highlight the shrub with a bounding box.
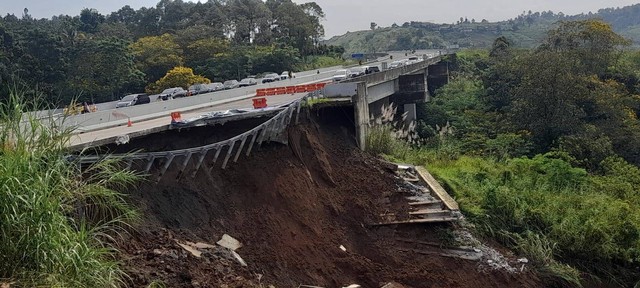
[147,66,210,93]
[0,90,139,286]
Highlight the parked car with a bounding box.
[367,66,380,74]
[223,80,240,90]
[238,78,258,87]
[188,83,209,95]
[159,87,187,100]
[207,82,225,92]
[280,71,294,80]
[116,93,150,108]
[332,69,349,82]
[261,73,280,83]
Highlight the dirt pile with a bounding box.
[117,112,541,287]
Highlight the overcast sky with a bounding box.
[1,0,639,38]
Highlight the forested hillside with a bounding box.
[375,19,640,287]
[0,0,344,105]
[326,4,640,54]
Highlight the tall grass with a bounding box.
[0,90,139,287]
[366,104,416,158]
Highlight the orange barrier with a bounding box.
[255,82,329,97]
[170,112,182,124]
[253,97,267,109]
[286,86,296,94]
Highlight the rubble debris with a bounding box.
[115,134,130,145]
[176,241,202,258]
[380,282,405,288]
[231,250,248,267]
[217,234,243,251]
[187,241,217,249]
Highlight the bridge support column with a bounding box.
[403,103,416,124]
[353,82,369,151]
[424,68,431,102]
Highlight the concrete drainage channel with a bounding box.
[371,163,463,226]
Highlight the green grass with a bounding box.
[0,90,139,287]
[388,146,640,286]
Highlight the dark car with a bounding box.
[159,87,187,100]
[116,93,149,108]
[188,83,209,95]
[261,73,280,83]
[348,67,366,78]
[238,78,258,87]
[366,66,380,74]
[223,80,240,90]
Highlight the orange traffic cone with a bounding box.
[170,112,182,124]
[127,118,133,127]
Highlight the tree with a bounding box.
[509,51,589,149]
[78,8,105,34]
[489,36,511,58]
[227,0,272,44]
[147,66,210,93]
[11,24,69,100]
[130,33,183,83]
[370,22,377,30]
[185,38,230,68]
[542,19,630,76]
[65,38,145,102]
[266,0,324,55]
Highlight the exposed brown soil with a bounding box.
[117,109,542,288]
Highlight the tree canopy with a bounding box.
[0,0,341,104]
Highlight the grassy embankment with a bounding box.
[0,91,139,287]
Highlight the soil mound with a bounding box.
[118,112,541,287]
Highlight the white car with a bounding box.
[389,60,405,69]
[280,71,294,80]
[332,69,349,82]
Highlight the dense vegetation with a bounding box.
[0,0,344,104]
[0,92,139,286]
[326,4,640,54]
[376,20,640,287]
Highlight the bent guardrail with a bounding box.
[72,91,314,180]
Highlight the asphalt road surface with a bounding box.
[69,49,443,149]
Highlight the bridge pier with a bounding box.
[403,103,417,123]
[353,82,369,151]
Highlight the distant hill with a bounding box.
[325,4,640,54]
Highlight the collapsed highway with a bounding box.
[82,103,541,287]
